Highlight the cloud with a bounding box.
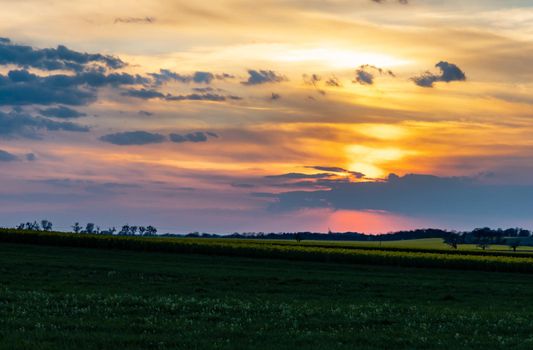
[412,61,466,88]
[354,70,374,85]
[138,110,153,116]
[241,70,287,85]
[124,88,241,102]
[268,173,533,219]
[0,149,18,162]
[169,131,218,143]
[165,93,227,102]
[0,109,89,138]
[353,65,395,86]
[231,183,255,188]
[114,17,155,24]
[39,106,86,119]
[265,173,334,180]
[371,0,408,4]
[0,37,125,72]
[303,74,326,95]
[305,166,365,178]
[99,131,166,145]
[270,93,281,100]
[215,73,235,80]
[303,74,321,86]
[123,88,165,99]
[192,71,215,84]
[0,70,94,106]
[26,153,36,161]
[149,69,230,85]
[325,76,342,87]
[0,69,148,106]
[306,166,346,173]
[36,178,141,195]
[149,69,189,85]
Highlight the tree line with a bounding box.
[16,220,157,236]
[12,221,533,251]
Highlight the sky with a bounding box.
[1,0,533,234]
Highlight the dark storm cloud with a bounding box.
[169,131,218,143]
[241,70,287,85]
[412,61,466,88]
[0,69,148,106]
[39,106,86,119]
[99,131,166,145]
[0,149,18,162]
[0,37,125,72]
[0,109,89,139]
[268,173,533,218]
[114,17,156,24]
[354,65,395,86]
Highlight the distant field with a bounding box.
[1,242,533,350]
[2,230,533,273]
[279,237,533,252]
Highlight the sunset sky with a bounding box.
[1,0,533,233]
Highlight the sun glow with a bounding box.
[345,145,414,178]
[355,123,410,140]
[273,47,410,69]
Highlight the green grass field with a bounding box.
[2,240,533,349]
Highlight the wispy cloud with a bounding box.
[114,17,156,24]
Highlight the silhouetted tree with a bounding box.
[41,220,53,232]
[98,227,115,235]
[129,226,138,236]
[477,240,490,250]
[72,222,82,234]
[519,229,531,237]
[26,221,40,231]
[145,226,157,236]
[443,234,460,249]
[85,223,95,234]
[139,226,146,236]
[119,225,130,235]
[508,239,521,252]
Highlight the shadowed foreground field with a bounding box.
[1,242,533,349]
